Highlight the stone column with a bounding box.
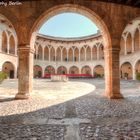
[14,68,17,79]
[55,49,57,61]
[73,49,75,62]
[132,37,134,52]
[42,67,45,78]
[104,48,123,99]
[49,48,51,61]
[132,67,136,80]
[124,39,127,55]
[15,45,34,99]
[66,49,68,62]
[61,49,63,62]
[7,36,10,54]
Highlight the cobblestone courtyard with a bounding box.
[0,79,140,140]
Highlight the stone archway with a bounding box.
[69,66,79,74]
[34,65,43,78]
[121,62,133,79]
[134,60,140,80]
[2,61,15,79]
[57,66,67,75]
[16,4,123,99]
[94,65,104,78]
[45,66,55,75]
[81,66,91,75]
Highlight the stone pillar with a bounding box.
[42,67,45,78]
[49,48,51,61]
[7,36,10,54]
[14,68,17,79]
[15,45,34,99]
[84,49,86,61]
[55,49,57,61]
[124,39,127,55]
[61,50,63,62]
[66,49,68,62]
[132,67,136,80]
[132,37,134,52]
[104,48,123,99]
[73,49,74,62]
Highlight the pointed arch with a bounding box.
[86,46,91,61]
[99,44,104,59]
[62,48,67,61]
[134,28,139,51]
[44,46,49,60]
[9,35,15,55]
[80,47,85,61]
[126,33,132,54]
[2,31,8,53]
[92,45,97,60]
[74,48,79,62]
[38,45,43,60]
[120,37,125,55]
[56,47,61,61]
[68,48,73,61]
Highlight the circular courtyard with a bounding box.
[0,79,140,139]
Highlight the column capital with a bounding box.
[18,45,35,53]
[104,47,120,52]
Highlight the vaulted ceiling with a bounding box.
[10,0,140,8]
[97,0,140,8]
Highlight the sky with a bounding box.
[39,13,99,38]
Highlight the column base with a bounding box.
[15,93,30,100]
[104,92,124,99]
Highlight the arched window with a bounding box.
[134,29,139,51]
[2,31,8,53]
[126,33,132,54]
[120,37,125,55]
[9,35,15,55]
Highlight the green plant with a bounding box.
[136,73,140,81]
[0,71,7,83]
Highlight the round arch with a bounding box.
[93,65,104,78]
[57,66,67,75]
[30,4,111,50]
[120,62,133,79]
[134,59,140,78]
[81,66,91,75]
[33,65,43,78]
[69,66,79,74]
[2,61,15,79]
[45,65,55,75]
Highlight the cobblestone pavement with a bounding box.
[0,79,140,139]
